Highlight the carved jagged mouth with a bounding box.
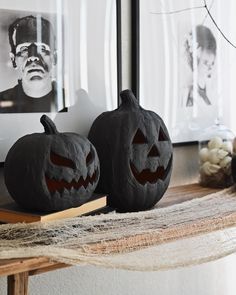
[130,156,172,185]
[45,169,99,194]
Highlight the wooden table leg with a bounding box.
[7,272,29,295]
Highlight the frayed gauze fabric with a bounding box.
[0,187,236,271]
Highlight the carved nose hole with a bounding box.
[148,145,159,157]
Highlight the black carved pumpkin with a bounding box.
[88,89,173,212]
[4,115,100,212]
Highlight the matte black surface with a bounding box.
[88,89,173,212]
[4,115,100,212]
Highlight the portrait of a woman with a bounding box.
[183,25,217,107]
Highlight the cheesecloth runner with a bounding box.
[0,186,236,271]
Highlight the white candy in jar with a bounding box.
[221,141,233,153]
[199,147,209,162]
[208,149,220,164]
[208,136,223,150]
[219,156,232,168]
[201,161,220,176]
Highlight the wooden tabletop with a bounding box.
[0,183,220,277]
[0,257,68,277]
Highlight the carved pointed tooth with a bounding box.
[62,188,70,195]
[74,175,80,182]
[91,173,96,184]
[82,171,88,180]
[52,190,61,199]
[79,185,86,194]
[64,174,72,183]
[79,176,83,183]
[70,187,76,194]
[78,176,84,185]
[149,166,156,173]
[87,182,94,190]
[88,166,94,178]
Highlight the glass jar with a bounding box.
[198,122,235,188]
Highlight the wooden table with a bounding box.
[0,257,68,295]
[0,184,220,295]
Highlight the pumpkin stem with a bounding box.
[120,89,139,109]
[40,115,59,135]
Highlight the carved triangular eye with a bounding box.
[148,145,160,157]
[132,129,147,144]
[50,151,75,169]
[86,147,94,166]
[158,127,168,141]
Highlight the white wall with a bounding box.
[1,254,236,295]
[0,1,236,294]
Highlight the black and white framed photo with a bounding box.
[0,7,65,114]
[135,0,236,144]
[0,0,120,161]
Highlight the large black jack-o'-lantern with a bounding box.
[88,89,173,212]
[4,115,100,212]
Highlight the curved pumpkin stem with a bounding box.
[120,89,139,110]
[40,115,59,135]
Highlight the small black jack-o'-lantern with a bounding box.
[88,89,173,212]
[4,115,100,212]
